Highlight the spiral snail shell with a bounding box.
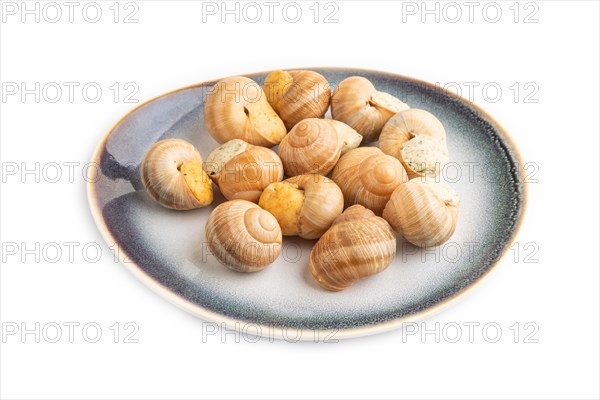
[141,139,214,210]
[204,76,286,147]
[309,205,396,291]
[330,147,409,215]
[331,76,409,142]
[204,139,283,203]
[205,200,282,272]
[379,109,448,179]
[383,177,459,248]
[277,118,343,176]
[258,174,344,239]
[264,70,331,129]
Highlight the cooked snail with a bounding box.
[383,177,459,247]
[205,200,282,272]
[379,109,448,178]
[264,70,331,129]
[258,174,343,239]
[331,76,409,142]
[326,119,363,155]
[309,205,396,291]
[141,139,213,210]
[204,76,286,147]
[331,147,408,215]
[278,118,343,176]
[204,139,283,203]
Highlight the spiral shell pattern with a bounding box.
[331,147,408,215]
[383,178,459,247]
[278,118,342,176]
[205,200,282,272]
[264,70,331,130]
[309,205,396,291]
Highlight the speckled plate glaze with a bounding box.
[88,68,526,340]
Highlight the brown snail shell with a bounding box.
[379,109,448,179]
[277,118,343,176]
[141,139,213,210]
[330,147,409,215]
[204,139,284,203]
[383,178,459,247]
[205,200,282,272]
[258,174,344,239]
[264,70,331,130]
[331,76,409,142]
[204,76,286,147]
[309,205,396,291]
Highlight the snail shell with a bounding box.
[330,147,408,215]
[141,139,213,210]
[383,178,459,247]
[278,118,343,176]
[331,76,409,142]
[264,70,331,130]
[205,200,282,272]
[258,174,344,239]
[204,139,283,203]
[379,109,448,179]
[309,205,396,291]
[204,76,287,147]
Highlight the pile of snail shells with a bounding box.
[140,70,459,292]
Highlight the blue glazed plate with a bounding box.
[88,68,526,340]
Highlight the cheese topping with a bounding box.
[401,135,449,177]
[258,182,305,236]
[204,139,249,177]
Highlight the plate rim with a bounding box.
[87,67,528,340]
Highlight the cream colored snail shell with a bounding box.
[331,76,409,142]
[331,147,408,215]
[258,174,344,239]
[204,139,283,203]
[141,139,213,210]
[383,178,459,248]
[278,118,343,176]
[309,205,396,291]
[264,70,331,130]
[379,109,448,179]
[205,200,282,272]
[204,76,286,147]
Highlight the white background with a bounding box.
[1,1,599,399]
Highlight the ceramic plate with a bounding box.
[88,68,526,340]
